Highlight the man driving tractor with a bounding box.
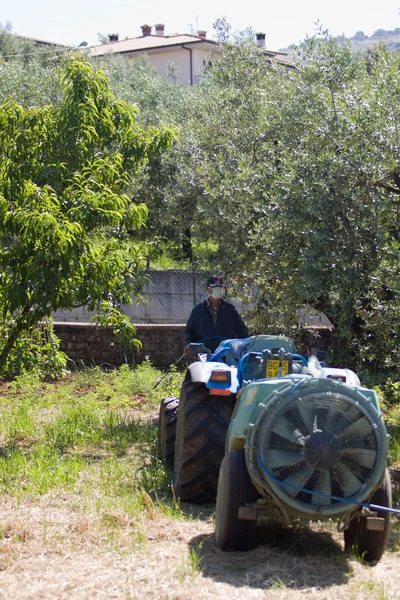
[184,274,249,353]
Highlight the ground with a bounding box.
[0,481,399,599]
[0,371,398,600]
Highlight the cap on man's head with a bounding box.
[207,275,224,287]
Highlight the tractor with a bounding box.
[158,335,391,565]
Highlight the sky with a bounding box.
[2,0,400,50]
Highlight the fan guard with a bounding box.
[245,379,388,517]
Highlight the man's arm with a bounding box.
[184,308,196,347]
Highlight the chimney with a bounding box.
[141,24,152,37]
[108,33,119,42]
[155,23,165,36]
[256,32,266,49]
[197,30,207,39]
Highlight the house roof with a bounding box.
[10,33,69,48]
[85,31,295,69]
[87,34,219,57]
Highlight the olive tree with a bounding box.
[172,35,400,373]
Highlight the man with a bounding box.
[184,275,250,353]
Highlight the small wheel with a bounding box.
[158,397,179,467]
[344,469,392,565]
[215,449,259,551]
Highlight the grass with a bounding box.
[0,363,399,599]
[0,361,182,513]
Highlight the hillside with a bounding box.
[340,27,400,53]
[280,27,400,55]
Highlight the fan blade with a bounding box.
[283,465,315,497]
[330,403,365,436]
[312,404,330,431]
[267,448,305,469]
[334,462,362,497]
[296,400,315,434]
[340,447,376,469]
[271,416,305,445]
[325,398,353,433]
[337,416,374,441]
[311,470,332,506]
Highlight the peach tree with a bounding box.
[0,54,175,374]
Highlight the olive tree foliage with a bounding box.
[0,58,63,107]
[253,40,400,373]
[97,54,204,262]
[0,24,70,108]
[182,35,400,373]
[0,22,38,62]
[0,54,175,373]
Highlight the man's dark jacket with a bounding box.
[184,300,249,352]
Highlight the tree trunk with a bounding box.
[0,309,41,375]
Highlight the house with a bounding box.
[86,24,219,85]
[8,33,69,50]
[86,25,295,85]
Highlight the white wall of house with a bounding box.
[192,48,213,84]
[147,49,191,84]
[134,47,215,85]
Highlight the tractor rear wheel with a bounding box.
[173,381,234,503]
[344,469,391,565]
[215,449,259,550]
[158,397,179,467]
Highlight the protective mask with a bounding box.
[210,286,225,300]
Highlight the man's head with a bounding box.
[206,275,225,301]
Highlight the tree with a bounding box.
[0,54,175,373]
[249,39,400,372]
[165,34,400,373]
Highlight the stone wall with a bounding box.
[53,322,332,370]
[54,322,186,369]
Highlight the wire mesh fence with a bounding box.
[140,269,207,324]
[52,269,211,324]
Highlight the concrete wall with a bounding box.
[53,270,207,324]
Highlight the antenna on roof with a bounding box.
[187,23,194,34]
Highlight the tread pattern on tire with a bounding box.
[173,381,235,503]
[344,469,391,565]
[158,397,179,467]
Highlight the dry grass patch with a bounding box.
[0,492,399,599]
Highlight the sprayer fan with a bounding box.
[250,382,387,516]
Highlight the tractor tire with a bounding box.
[215,449,259,551]
[158,397,179,468]
[173,381,235,503]
[344,469,392,565]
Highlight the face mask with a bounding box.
[210,286,225,299]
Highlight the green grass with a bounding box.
[0,361,181,514]
[0,360,399,529]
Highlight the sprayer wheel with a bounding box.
[173,381,235,503]
[158,397,179,467]
[344,469,392,565]
[215,449,259,551]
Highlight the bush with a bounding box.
[0,320,67,380]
